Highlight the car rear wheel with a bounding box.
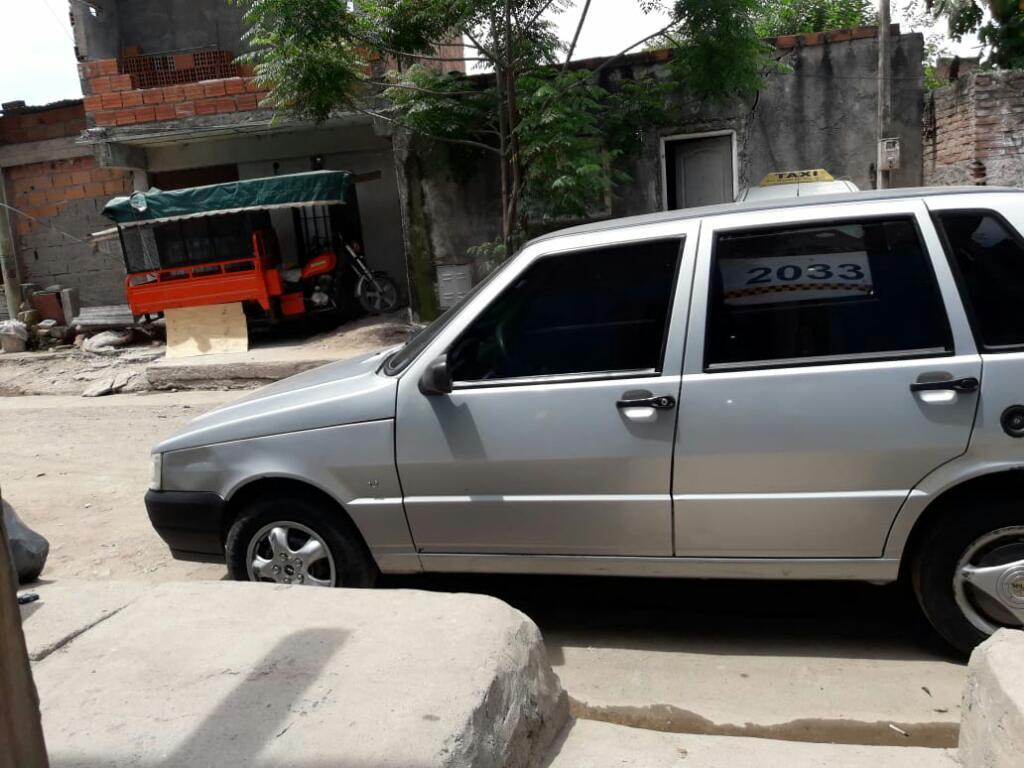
[912,502,1024,655]
[225,494,377,588]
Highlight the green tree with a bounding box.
[753,0,876,37]
[231,0,777,254]
[928,1,1024,69]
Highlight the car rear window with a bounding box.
[705,217,952,368]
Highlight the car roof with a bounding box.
[530,186,1020,246]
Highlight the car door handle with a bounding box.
[910,377,979,393]
[616,392,677,410]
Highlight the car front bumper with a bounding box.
[145,490,227,563]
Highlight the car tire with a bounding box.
[225,493,378,588]
[911,501,1024,655]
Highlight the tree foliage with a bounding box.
[231,0,781,255]
[753,0,876,38]
[929,1,1024,69]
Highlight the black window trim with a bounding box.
[701,212,956,374]
[931,206,1024,354]
[448,235,687,389]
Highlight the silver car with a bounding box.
[146,187,1024,654]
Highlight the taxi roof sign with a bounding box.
[759,169,835,187]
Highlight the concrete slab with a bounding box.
[33,582,568,768]
[959,629,1024,768]
[560,644,964,747]
[544,719,959,768]
[19,580,148,661]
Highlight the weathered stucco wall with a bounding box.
[394,29,925,319]
[925,69,1024,188]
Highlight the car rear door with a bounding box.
[673,198,981,558]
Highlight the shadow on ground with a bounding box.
[384,572,961,664]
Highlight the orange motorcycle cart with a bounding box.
[102,170,398,322]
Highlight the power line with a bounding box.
[0,203,91,245]
[39,0,76,46]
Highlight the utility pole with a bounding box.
[876,0,892,190]
[0,169,23,320]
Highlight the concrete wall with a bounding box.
[925,69,1024,188]
[395,29,926,318]
[118,1,248,58]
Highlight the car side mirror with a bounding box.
[419,354,453,396]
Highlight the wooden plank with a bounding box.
[0,487,49,768]
[165,302,249,358]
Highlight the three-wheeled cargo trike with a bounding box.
[101,170,400,323]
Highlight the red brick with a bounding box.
[183,83,205,100]
[223,77,246,95]
[215,98,237,114]
[50,172,73,187]
[203,80,227,98]
[99,92,122,110]
[91,76,112,94]
[25,205,59,219]
[142,89,164,105]
[244,77,264,93]
[65,185,88,200]
[801,31,824,46]
[173,53,195,70]
[75,156,96,170]
[852,26,878,40]
[94,111,117,126]
[235,94,259,111]
[121,90,144,108]
[110,74,133,92]
[134,106,156,123]
[195,99,218,116]
[27,191,47,206]
[83,95,104,113]
[96,58,119,76]
[45,187,66,203]
[115,111,137,126]
[104,179,128,195]
[83,181,106,197]
[774,34,798,49]
[162,85,185,103]
[154,104,177,121]
[71,171,91,185]
[238,62,256,77]
[826,29,852,43]
[175,102,196,118]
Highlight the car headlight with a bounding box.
[149,453,163,491]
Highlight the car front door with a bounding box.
[394,225,696,558]
[673,199,981,558]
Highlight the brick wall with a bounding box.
[925,69,1024,187]
[80,57,268,128]
[1,102,134,305]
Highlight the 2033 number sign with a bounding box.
[719,251,873,307]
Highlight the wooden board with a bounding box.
[0,486,50,768]
[164,303,249,359]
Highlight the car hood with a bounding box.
[156,348,399,453]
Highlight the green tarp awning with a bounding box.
[102,170,353,225]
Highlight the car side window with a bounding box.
[705,217,952,369]
[936,210,1024,349]
[449,238,682,383]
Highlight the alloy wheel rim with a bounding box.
[246,521,337,587]
[953,525,1024,635]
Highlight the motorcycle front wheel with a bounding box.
[356,270,399,315]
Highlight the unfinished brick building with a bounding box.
[0,100,135,308]
[925,70,1024,188]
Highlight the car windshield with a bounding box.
[382,255,516,375]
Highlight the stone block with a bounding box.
[33,582,569,768]
[959,629,1024,768]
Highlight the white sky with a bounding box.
[0,0,983,107]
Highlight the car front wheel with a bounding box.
[912,502,1024,655]
[225,494,377,588]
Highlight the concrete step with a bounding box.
[544,719,958,768]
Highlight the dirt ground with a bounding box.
[0,312,413,397]
[0,392,235,582]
